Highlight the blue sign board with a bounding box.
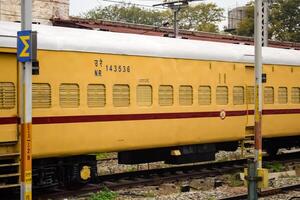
[17,30,32,62]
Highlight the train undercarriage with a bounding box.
[30,135,299,189]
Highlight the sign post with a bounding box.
[18,0,33,199]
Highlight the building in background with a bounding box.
[0,0,69,25]
[227,6,247,31]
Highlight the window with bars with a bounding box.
[59,84,80,108]
[264,87,274,104]
[179,85,193,105]
[32,83,51,108]
[113,84,130,107]
[87,84,105,107]
[278,87,288,104]
[216,86,228,105]
[198,86,211,105]
[233,86,244,105]
[0,82,15,109]
[246,86,254,104]
[159,85,173,106]
[137,85,152,106]
[292,87,300,104]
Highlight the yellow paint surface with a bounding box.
[0,48,299,158]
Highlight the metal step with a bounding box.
[0,173,20,178]
[0,145,20,190]
[0,153,20,158]
[0,162,19,168]
[0,183,20,189]
[0,141,18,146]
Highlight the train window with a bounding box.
[291,87,300,104]
[198,86,211,105]
[278,87,288,104]
[87,84,106,107]
[264,87,274,104]
[113,84,130,107]
[216,86,228,105]
[233,86,244,105]
[179,85,193,105]
[137,85,152,106]
[32,83,51,108]
[59,83,80,108]
[0,82,15,109]
[159,85,173,106]
[246,86,254,104]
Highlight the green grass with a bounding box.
[144,191,156,197]
[96,153,110,160]
[265,162,284,172]
[127,166,137,172]
[89,187,118,200]
[223,173,244,187]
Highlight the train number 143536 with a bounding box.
[94,58,131,77]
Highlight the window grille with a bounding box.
[246,86,254,104]
[278,87,288,104]
[60,84,80,108]
[159,85,173,106]
[137,85,152,106]
[233,86,244,105]
[32,83,51,108]
[87,84,105,107]
[264,87,274,104]
[292,87,300,104]
[179,85,193,105]
[0,82,15,109]
[216,86,228,105]
[113,84,130,107]
[198,86,211,105]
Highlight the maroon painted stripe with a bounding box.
[32,110,247,124]
[263,109,300,115]
[0,117,19,125]
[1,109,300,125]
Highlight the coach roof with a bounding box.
[0,21,299,66]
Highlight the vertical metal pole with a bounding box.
[21,0,32,200]
[248,160,258,200]
[173,8,178,38]
[247,0,263,198]
[262,0,269,47]
[255,0,263,170]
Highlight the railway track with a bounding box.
[35,152,300,199]
[220,183,300,200]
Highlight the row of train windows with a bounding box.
[1,82,300,109]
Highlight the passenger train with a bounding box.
[0,21,299,188]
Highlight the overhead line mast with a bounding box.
[248,0,270,199]
[153,0,203,38]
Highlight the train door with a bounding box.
[245,65,255,127]
[241,65,255,155]
[0,53,18,143]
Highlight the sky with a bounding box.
[70,0,250,29]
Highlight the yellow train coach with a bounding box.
[0,21,299,188]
